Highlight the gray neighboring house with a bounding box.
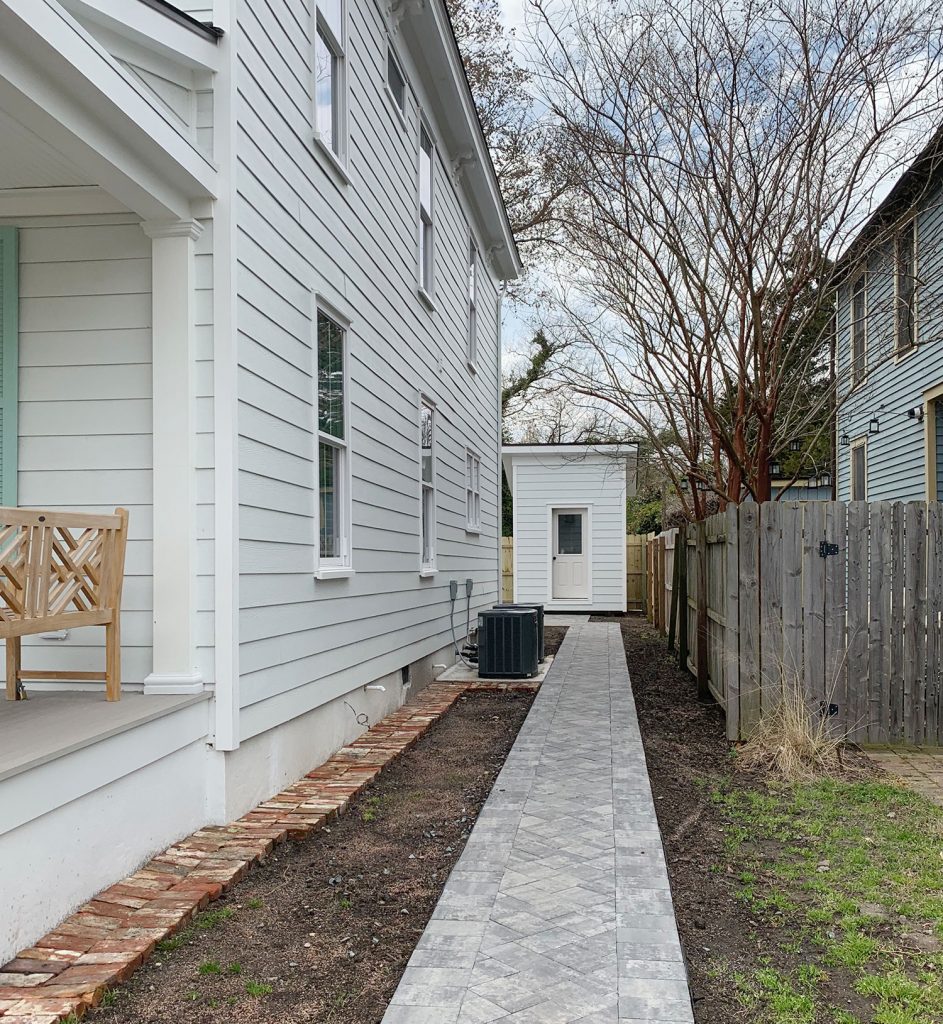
[835,126,943,502]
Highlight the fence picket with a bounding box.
[725,505,740,740]
[890,504,905,742]
[929,505,943,745]
[802,502,826,710]
[845,501,869,743]
[739,504,761,734]
[760,502,783,712]
[824,501,848,736]
[781,502,803,685]
[905,504,927,744]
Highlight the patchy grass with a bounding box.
[716,775,943,1023]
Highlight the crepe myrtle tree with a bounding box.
[529,0,943,511]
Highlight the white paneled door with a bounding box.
[552,508,589,600]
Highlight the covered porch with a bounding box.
[0,0,226,961]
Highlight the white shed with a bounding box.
[502,444,638,613]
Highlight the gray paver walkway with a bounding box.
[383,620,694,1024]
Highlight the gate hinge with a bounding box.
[819,541,839,558]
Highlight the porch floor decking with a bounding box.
[0,691,209,782]
[382,621,694,1024]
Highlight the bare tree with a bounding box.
[528,0,943,511]
[446,0,570,257]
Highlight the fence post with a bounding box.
[696,519,709,702]
[668,528,681,653]
[677,523,689,671]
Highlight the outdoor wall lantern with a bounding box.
[789,439,801,452]
[907,405,925,423]
[840,432,850,446]
[769,460,782,476]
[868,416,880,435]
[818,471,832,488]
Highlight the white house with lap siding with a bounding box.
[0,0,519,960]
[503,444,638,613]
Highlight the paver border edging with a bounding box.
[0,679,540,1023]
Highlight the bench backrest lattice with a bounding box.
[0,507,129,701]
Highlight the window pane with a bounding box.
[318,312,344,439]
[421,404,433,483]
[388,49,405,109]
[320,442,340,559]
[320,0,342,40]
[558,513,582,554]
[422,487,434,564]
[851,275,865,380]
[419,129,432,213]
[468,245,477,304]
[315,28,336,152]
[852,447,866,501]
[897,222,916,351]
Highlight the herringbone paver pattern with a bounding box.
[383,620,694,1024]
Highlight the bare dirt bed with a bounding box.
[88,691,534,1024]
[543,624,568,658]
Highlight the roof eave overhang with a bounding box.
[0,0,217,220]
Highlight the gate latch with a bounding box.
[819,541,839,558]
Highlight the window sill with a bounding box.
[417,286,436,312]
[895,344,918,364]
[384,84,407,129]
[465,525,481,536]
[419,567,437,578]
[315,567,356,580]
[313,134,353,188]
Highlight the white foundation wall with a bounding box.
[0,700,210,964]
[208,639,455,823]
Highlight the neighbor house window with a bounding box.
[418,127,434,294]
[850,272,866,387]
[318,310,350,567]
[850,439,867,501]
[314,0,346,159]
[465,450,481,532]
[896,219,917,355]
[420,400,436,571]
[467,240,478,367]
[387,47,405,113]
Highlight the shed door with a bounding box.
[552,508,588,600]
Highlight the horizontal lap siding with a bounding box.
[0,215,216,685]
[235,0,501,734]
[836,182,943,502]
[513,457,626,609]
[11,216,154,683]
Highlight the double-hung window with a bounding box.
[387,47,405,114]
[420,400,436,572]
[314,0,346,161]
[418,127,434,296]
[467,240,478,368]
[850,439,867,501]
[896,219,917,356]
[850,272,866,387]
[317,310,350,570]
[465,450,481,532]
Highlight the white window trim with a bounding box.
[417,120,435,304]
[312,0,350,179]
[849,269,867,390]
[315,297,354,577]
[419,395,437,575]
[849,436,867,502]
[465,449,481,533]
[467,236,478,372]
[894,216,918,361]
[385,43,407,129]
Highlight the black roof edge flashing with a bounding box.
[139,0,223,40]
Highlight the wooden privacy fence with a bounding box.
[501,535,648,611]
[0,507,129,701]
[648,501,943,747]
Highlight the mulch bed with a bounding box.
[543,624,568,658]
[87,691,534,1024]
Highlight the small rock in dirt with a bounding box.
[694,918,706,929]
[303,942,311,948]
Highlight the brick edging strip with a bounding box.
[0,680,539,1023]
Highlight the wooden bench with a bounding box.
[0,508,129,701]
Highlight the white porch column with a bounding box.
[142,219,204,694]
